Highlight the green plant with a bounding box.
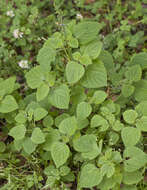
[0,0,147,189]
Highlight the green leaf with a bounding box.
[81,60,107,88]
[79,54,92,66]
[122,84,135,97]
[100,162,115,178]
[34,108,48,121]
[121,185,137,190]
[55,113,70,127]
[0,142,6,153]
[99,50,114,74]
[43,115,54,127]
[23,137,36,154]
[134,80,147,102]
[121,127,141,146]
[81,143,101,160]
[123,146,147,172]
[91,115,108,128]
[0,95,18,113]
[59,116,77,136]
[31,128,45,144]
[68,37,79,48]
[123,110,138,124]
[76,101,92,119]
[9,125,26,140]
[77,118,89,130]
[131,52,147,70]
[73,134,97,153]
[125,65,142,82]
[15,111,27,124]
[82,41,102,59]
[0,76,16,96]
[73,21,100,44]
[36,83,50,102]
[59,166,70,176]
[136,116,147,132]
[43,129,60,151]
[112,120,124,131]
[82,140,102,160]
[37,44,56,70]
[90,90,107,104]
[135,101,147,116]
[51,142,70,168]
[122,171,143,185]
[48,84,70,109]
[25,66,46,89]
[79,164,103,188]
[66,61,85,84]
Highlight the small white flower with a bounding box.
[13,29,23,39]
[18,60,29,69]
[6,10,15,17]
[76,13,83,20]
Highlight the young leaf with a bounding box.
[81,60,107,88]
[51,142,70,168]
[0,95,18,113]
[9,125,26,140]
[123,110,138,124]
[121,127,141,146]
[79,164,103,188]
[66,61,85,84]
[48,84,70,109]
[59,116,77,136]
[76,101,92,119]
[36,83,50,102]
[31,128,45,144]
[34,108,48,121]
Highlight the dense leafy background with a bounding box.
[0,0,147,189]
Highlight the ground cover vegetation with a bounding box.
[0,0,147,189]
